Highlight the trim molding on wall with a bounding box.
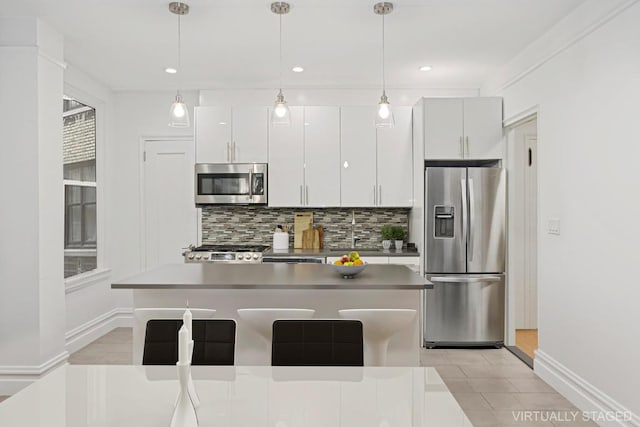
[0,351,69,395]
[483,0,640,96]
[535,350,639,427]
[65,307,133,354]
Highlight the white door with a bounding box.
[304,107,341,207]
[232,106,268,163]
[376,106,413,207]
[424,98,464,159]
[340,107,377,207]
[194,107,232,163]
[268,106,305,207]
[463,97,503,159]
[143,139,197,270]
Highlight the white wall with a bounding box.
[108,91,199,283]
[63,65,132,351]
[484,0,640,421]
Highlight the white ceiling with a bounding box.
[1,0,585,91]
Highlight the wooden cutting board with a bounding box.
[294,212,313,248]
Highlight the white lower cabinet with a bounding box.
[326,256,419,268]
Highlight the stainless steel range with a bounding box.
[183,244,269,264]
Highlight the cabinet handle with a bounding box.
[379,185,382,205]
[226,142,231,162]
[305,185,309,205]
[465,136,469,157]
[300,185,303,205]
[232,141,236,162]
[373,185,377,205]
[459,137,463,157]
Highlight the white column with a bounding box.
[0,17,67,394]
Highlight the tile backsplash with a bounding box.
[201,207,410,248]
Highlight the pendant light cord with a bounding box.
[279,13,283,92]
[177,12,182,96]
[381,12,386,96]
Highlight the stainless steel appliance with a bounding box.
[195,163,267,205]
[262,256,325,264]
[183,244,269,263]
[424,165,506,347]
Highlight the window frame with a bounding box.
[62,84,109,291]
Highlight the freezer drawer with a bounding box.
[424,274,504,347]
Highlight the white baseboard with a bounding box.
[0,351,69,395]
[535,350,639,427]
[0,307,133,396]
[65,307,133,354]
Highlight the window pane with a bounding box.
[67,205,82,244]
[83,203,97,244]
[66,185,82,204]
[83,163,96,181]
[83,186,96,203]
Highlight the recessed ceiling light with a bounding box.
[419,65,433,72]
[165,67,177,74]
[292,66,304,73]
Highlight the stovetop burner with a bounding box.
[191,244,270,253]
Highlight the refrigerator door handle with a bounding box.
[460,178,468,248]
[468,178,475,262]
[429,276,502,283]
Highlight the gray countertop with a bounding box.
[264,248,419,258]
[111,263,429,290]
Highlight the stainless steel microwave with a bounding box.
[195,163,267,205]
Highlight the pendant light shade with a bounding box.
[169,92,190,127]
[271,89,291,126]
[271,2,291,127]
[374,2,394,128]
[375,91,395,128]
[168,2,190,128]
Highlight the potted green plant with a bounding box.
[380,225,393,250]
[391,226,406,250]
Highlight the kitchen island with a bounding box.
[112,263,428,366]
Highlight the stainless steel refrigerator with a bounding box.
[424,166,506,347]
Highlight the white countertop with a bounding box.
[0,365,471,427]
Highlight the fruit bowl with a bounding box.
[331,262,367,279]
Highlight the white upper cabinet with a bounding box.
[268,106,305,207]
[231,106,269,163]
[194,107,232,163]
[424,99,464,159]
[377,106,413,207]
[423,97,503,160]
[304,107,341,207]
[340,107,377,207]
[462,97,503,159]
[194,106,268,163]
[340,106,413,207]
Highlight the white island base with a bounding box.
[133,288,420,366]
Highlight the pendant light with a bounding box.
[374,2,394,128]
[168,2,190,128]
[271,2,291,126]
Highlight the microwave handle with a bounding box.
[248,168,253,199]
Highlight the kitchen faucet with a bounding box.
[351,211,360,248]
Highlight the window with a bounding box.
[63,97,97,278]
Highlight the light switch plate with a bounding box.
[548,218,561,235]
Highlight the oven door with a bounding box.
[195,163,267,205]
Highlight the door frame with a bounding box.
[503,107,540,355]
[138,136,198,270]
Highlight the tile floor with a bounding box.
[4,327,597,426]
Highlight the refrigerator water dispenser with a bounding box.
[434,206,455,238]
